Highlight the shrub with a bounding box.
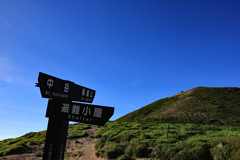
[211,137,240,160]
[3,143,27,156]
[64,151,71,158]
[151,144,179,160]
[94,138,105,149]
[27,140,37,146]
[68,131,88,138]
[117,155,134,160]
[173,144,212,160]
[103,143,125,159]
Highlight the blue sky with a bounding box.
[0,0,240,140]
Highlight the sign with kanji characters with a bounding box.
[46,100,114,126]
[36,72,95,103]
[37,72,115,160]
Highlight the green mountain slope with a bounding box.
[2,87,240,160]
[117,87,240,125]
[94,87,240,159]
[0,123,90,157]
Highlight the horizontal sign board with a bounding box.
[46,100,114,126]
[36,72,95,103]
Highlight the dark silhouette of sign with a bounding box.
[46,100,114,126]
[36,72,95,103]
[37,72,114,160]
[43,117,68,160]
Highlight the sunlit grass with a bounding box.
[95,121,240,159]
[0,123,89,156]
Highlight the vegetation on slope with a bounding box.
[0,123,89,156]
[117,87,240,125]
[95,121,240,160]
[2,87,240,159]
[68,123,90,138]
[0,130,46,156]
[94,87,240,159]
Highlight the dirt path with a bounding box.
[65,137,104,160]
[65,125,105,160]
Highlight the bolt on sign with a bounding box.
[36,72,114,160]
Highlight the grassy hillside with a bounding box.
[2,87,240,159]
[0,123,90,157]
[117,87,240,125]
[95,121,240,160]
[94,87,240,159]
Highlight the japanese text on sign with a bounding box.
[60,104,102,118]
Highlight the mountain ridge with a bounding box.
[117,87,240,125]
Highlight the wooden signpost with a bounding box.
[36,72,114,160]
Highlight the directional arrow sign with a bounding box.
[46,100,114,126]
[36,72,95,103]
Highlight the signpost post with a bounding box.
[36,72,114,160]
[43,117,68,160]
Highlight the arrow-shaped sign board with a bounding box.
[46,100,114,126]
[36,72,95,103]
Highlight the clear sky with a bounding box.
[0,0,239,140]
